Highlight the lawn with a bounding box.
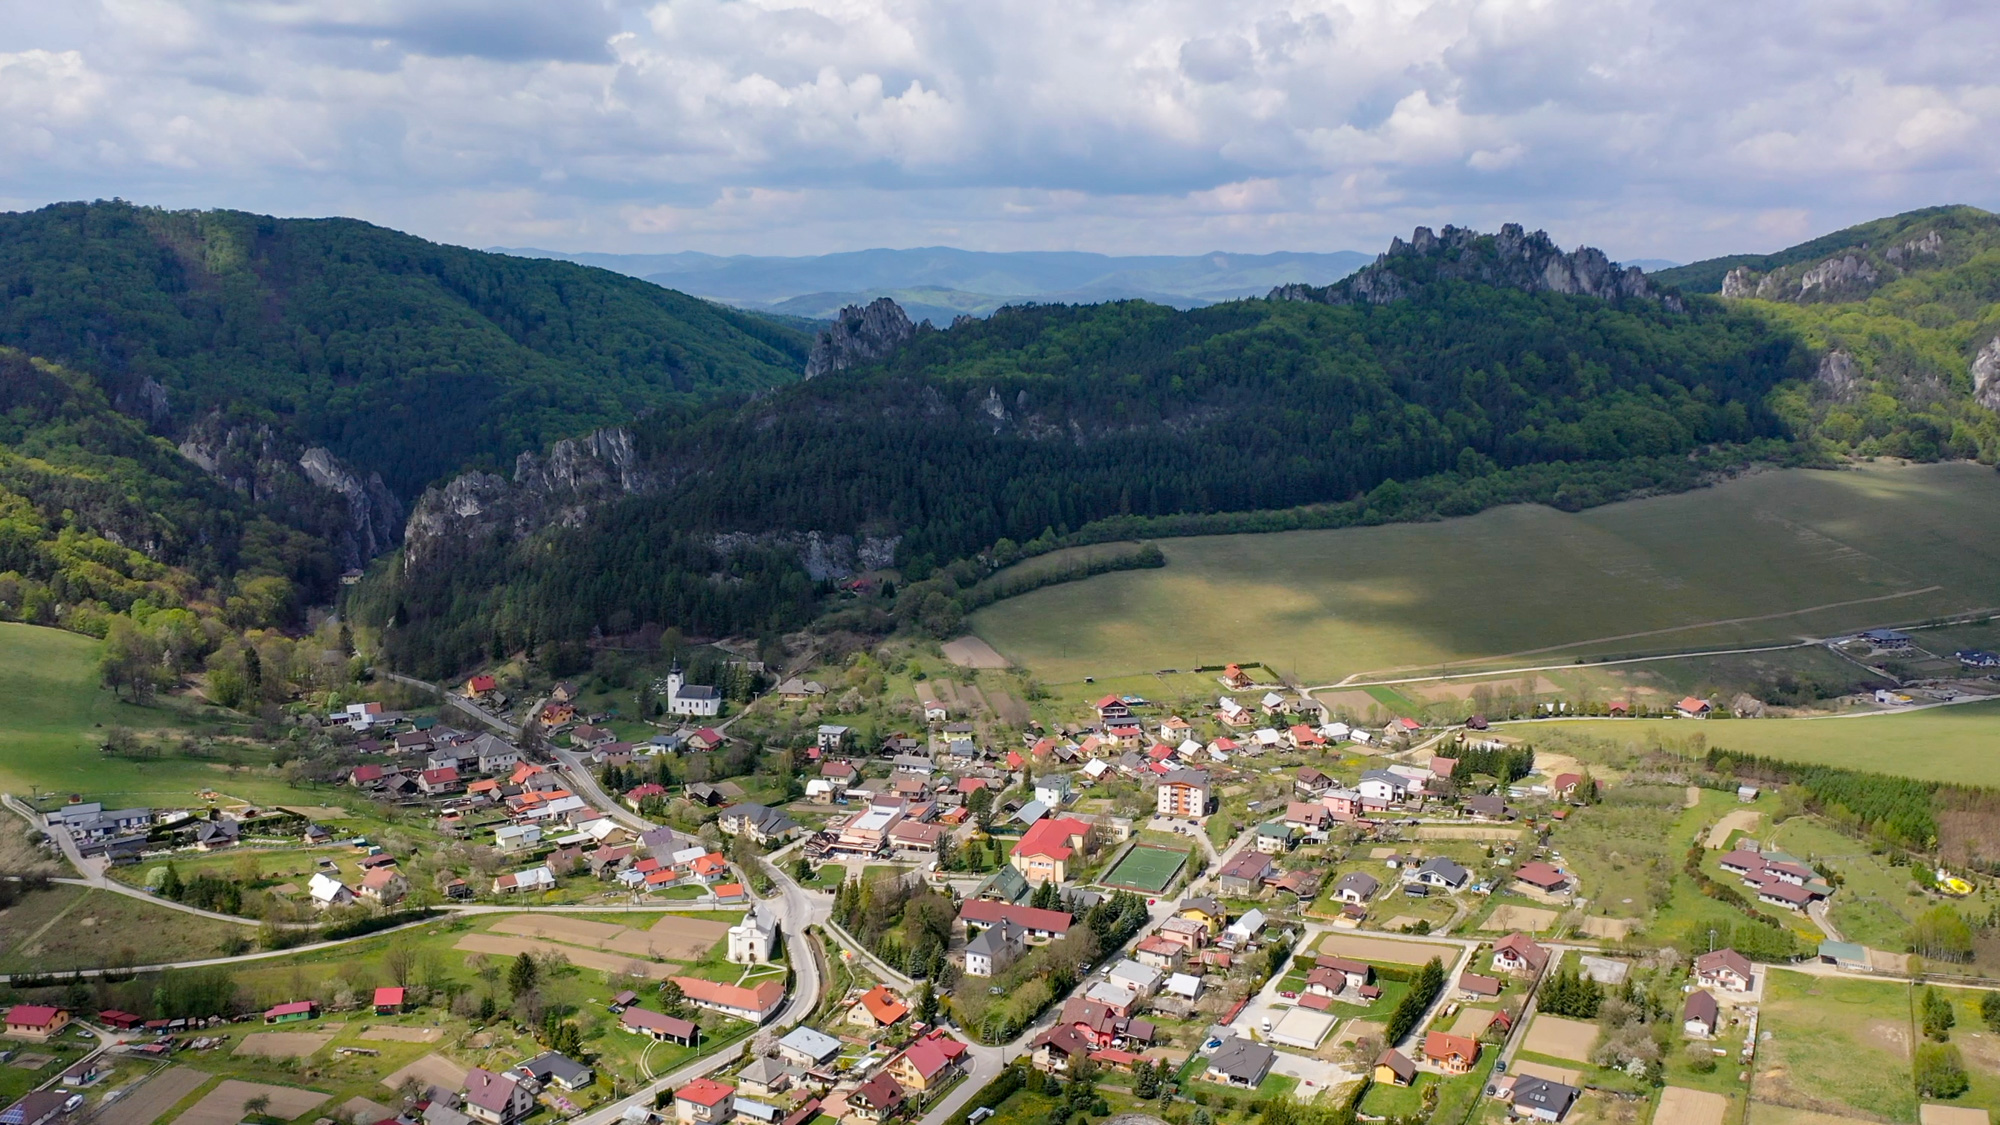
[1753,969,1917,1123]
[970,462,2000,687]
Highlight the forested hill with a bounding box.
[0,347,336,636]
[1651,205,2000,296]
[365,239,1814,676]
[1651,205,2000,463]
[0,202,812,500]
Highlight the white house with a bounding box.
[1224,908,1267,945]
[308,872,353,909]
[963,920,1024,977]
[1034,775,1072,808]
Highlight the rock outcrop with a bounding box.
[402,427,654,571]
[1721,229,1944,303]
[175,412,402,568]
[1972,337,2000,413]
[1272,223,1680,310]
[709,530,901,582]
[804,298,916,378]
[1814,349,1863,401]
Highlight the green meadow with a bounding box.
[970,461,2000,685]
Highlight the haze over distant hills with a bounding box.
[489,245,1375,323]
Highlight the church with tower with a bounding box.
[665,661,722,718]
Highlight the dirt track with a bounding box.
[1707,809,1761,848]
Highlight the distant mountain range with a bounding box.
[488,245,1377,323]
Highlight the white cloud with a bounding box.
[0,0,1995,260]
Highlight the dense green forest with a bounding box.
[0,201,811,497]
[362,278,1815,675]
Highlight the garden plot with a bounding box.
[645,913,735,959]
[232,1032,332,1058]
[95,1067,209,1125]
[1655,1086,1726,1125]
[381,1053,468,1092]
[1315,932,1452,966]
[176,1080,328,1125]
[1521,1014,1598,1062]
[1511,1060,1581,1087]
[1414,826,1521,841]
[1480,905,1558,932]
[454,933,677,977]
[1578,916,1636,940]
[942,637,1010,669]
[490,913,715,960]
[1919,1108,1990,1125]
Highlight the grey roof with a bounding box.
[1207,1036,1276,1082]
[1161,769,1210,785]
[738,1056,791,1087]
[1415,856,1470,885]
[1335,871,1380,897]
[1360,769,1409,788]
[966,920,1022,957]
[1015,800,1048,825]
[679,684,721,700]
[1511,1077,1580,1118]
[426,1103,475,1125]
[778,1026,842,1062]
[519,1051,592,1085]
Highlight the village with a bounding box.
[0,645,1983,1125]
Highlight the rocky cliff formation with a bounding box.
[403,427,653,571]
[1272,223,1680,310]
[1972,337,2000,413]
[1720,228,1945,302]
[804,297,916,378]
[176,413,403,568]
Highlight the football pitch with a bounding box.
[1100,844,1188,893]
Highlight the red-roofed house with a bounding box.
[673,1078,735,1125]
[263,1000,318,1024]
[1,1006,66,1041]
[1491,933,1550,976]
[622,1007,699,1045]
[466,675,498,697]
[671,976,785,1021]
[848,1072,906,1122]
[418,766,462,795]
[1287,724,1326,749]
[1513,862,1570,894]
[958,900,1073,941]
[1676,696,1712,718]
[1010,816,1093,884]
[374,987,406,1015]
[889,1032,969,1091]
[1422,1031,1481,1074]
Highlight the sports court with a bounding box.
[1100,844,1187,893]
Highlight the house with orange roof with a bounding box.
[671,976,785,1022]
[888,1031,969,1092]
[1422,1030,1481,1074]
[847,985,909,1029]
[673,1078,735,1125]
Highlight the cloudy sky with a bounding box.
[2,0,1995,259]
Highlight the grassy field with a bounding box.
[0,885,248,972]
[1530,701,2000,787]
[1753,970,1917,1123]
[970,462,2000,685]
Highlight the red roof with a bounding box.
[1394,717,1421,731]
[1006,751,1024,769]
[1552,772,1583,790]
[958,899,1073,935]
[1011,816,1091,862]
[622,1008,697,1038]
[1423,1030,1480,1062]
[627,783,667,800]
[1514,862,1568,889]
[676,1078,735,1108]
[467,675,497,692]
[374,987,405,1007]
[264,1001,315,1018]
[693,728,722,743]
[1095,695,1123,710]
[955,777,992,794]
[4,1005,60,1029]
[898,1032,968,1079]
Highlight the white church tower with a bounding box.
[728,903,779,964]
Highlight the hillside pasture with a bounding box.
[971,462,2000,687]
[1533,700,2000,787]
